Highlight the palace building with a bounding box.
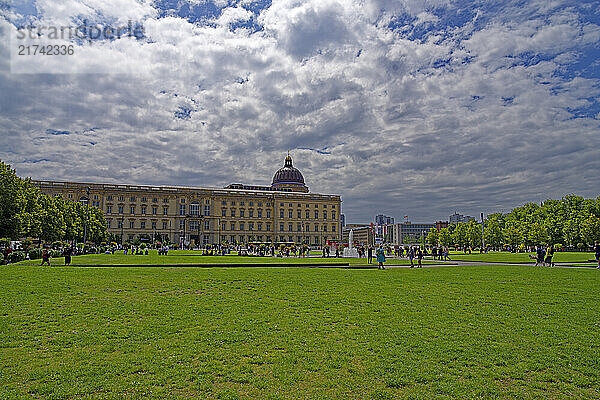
[33,155,342,246]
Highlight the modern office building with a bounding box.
[34,155,341,246]
[391,222,435,245]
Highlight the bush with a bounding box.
[0,253,4,265]
[50,249,62,258]
[28,248,43,260]
[7,251,26,264]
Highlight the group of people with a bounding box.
[531,245,556,267]
[39,247,73,266]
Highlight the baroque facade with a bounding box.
[34,155,342,246]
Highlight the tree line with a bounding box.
[0,160,108,244]
[427,194,600,250]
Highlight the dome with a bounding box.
[271,154,308,192]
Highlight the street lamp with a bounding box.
[83,187,90,245]
[120,216,124,245]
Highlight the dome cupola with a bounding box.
[271,154,309,192]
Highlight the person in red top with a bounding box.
[41,249,51,266]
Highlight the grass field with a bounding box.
[1,265,599,399]
[11,251,437,267]
[447,251,596,264]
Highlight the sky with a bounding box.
[1,0,599,223]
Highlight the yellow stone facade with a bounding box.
[33,158,341,246]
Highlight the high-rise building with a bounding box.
[449,212,475,224]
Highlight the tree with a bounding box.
[0,161,40,239]
[581,216,600,246]
[467,221,482,249]
[503,221,522,249]
[426,227,438,247]
[451,223,468,249]
[484,219,503,249]
[38,194,66,242]
[438,227,452,247]
[527,221,549,246]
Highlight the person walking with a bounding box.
[376,246,386,269]
[63,247,72,266]
[367,246,373,264]
[545,244,554,267]
[408,246,415,268]
[594,241,600,269]
[40,249,51,266]
[417,247,423,268]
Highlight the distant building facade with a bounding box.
[34,155,341,246]
[449,212,476,224]
[342,226,374,246]
[391,222,435,245]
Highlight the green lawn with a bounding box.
[1,265,599,399]
[12,250,437,267]
[447,251,596,264]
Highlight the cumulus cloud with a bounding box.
[1,0,599,222]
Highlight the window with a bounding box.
[205,200,210,205]
[297,210,301,218]
[280,223,284,232]
[106,220,111,228]
[280,210,284,218]
[203,205,210,216]
[92,201,100,207]
[266,202,270,207]
[118,206,123,214]
[107,205,112,214]
[231,222,236,231]
[249,222,254,231]
[314,224,318,232]
[130,196,136,202]
[231,209,236,217]
[180,199,185,203]
[305,210,310,219]
[239,222,245,231]
[258,202,262,207]
[288,223,293,232]
[190,220,199,230]
[141,206,146,215]
[266,223,271,232]
[179,220,185,230]
[314,211,319,219]
[140,221,146,229]
[305,224,310,232]
[163,221,168,230]
[179,205,186,216]
[190,203,199,216]
[231,201,236,206]
[323,225,327,232]
[240,201,245,206]
[240,209,245,217]
[249,201,254,206]
[323,211,327,219]
[331,211,336,220]
[314,204,318,208]
[119,196,124,201]
[163,198,169,203]
[163,207,168,216]
[222,208,227,217]
[204,221,210,230]
[68,194,73,199]
[221,222,227,231]
[129,235,134,241]
[266,210,271,218]
[152,198,158,203]
[249,209,253,218]
[118,220,123,228]
[257,223,262,231]
[323,204,327,208]
[152,221,157,230]
[107,195,113,201]
[331,224,336,232]
[129,221,135,229]
[289,210,293,218]
[222,201,227,205]
[152,207,157,215]
[297,223,302,232]
[258,210,262,218]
